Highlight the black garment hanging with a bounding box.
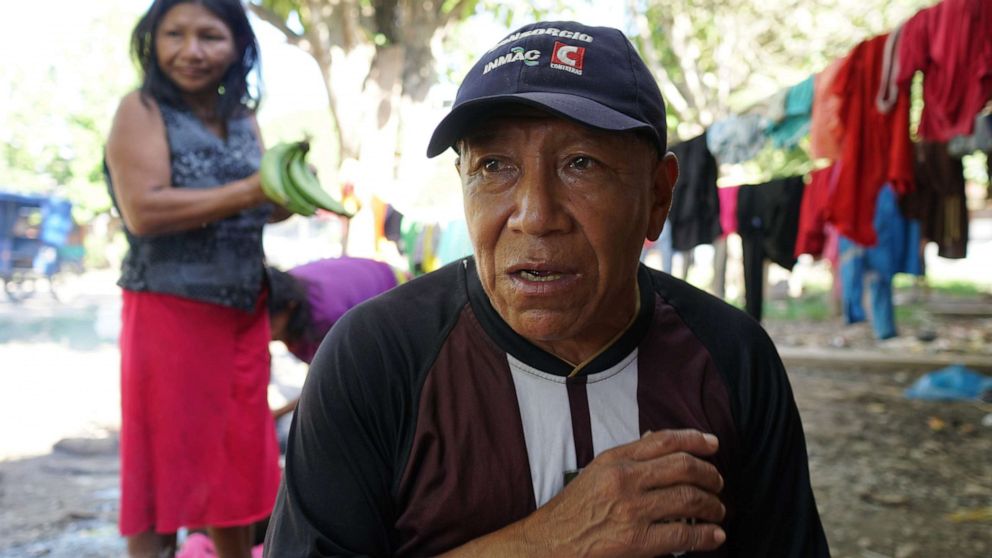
[384,204,404,245]
[901,142,969,259]
[669,134,721,252]
[736,176,806,321]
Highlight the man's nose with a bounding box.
[507,165,571,236]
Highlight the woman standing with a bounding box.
[105,1,285,556]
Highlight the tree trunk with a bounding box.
[347,45,406,256]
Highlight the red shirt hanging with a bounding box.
[897,0,992,142]
[829,33,914,247]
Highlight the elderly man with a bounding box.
[265,21,829,557]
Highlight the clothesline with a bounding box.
[657,0,990,339]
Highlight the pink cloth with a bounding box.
[896,0,992,141]
[718,185,740,237]
[176,533,264,558]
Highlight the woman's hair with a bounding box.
[266,266,314,345]
[130,0,262,120]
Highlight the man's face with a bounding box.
[458,110,677,363]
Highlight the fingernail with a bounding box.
[703,433,718,447]
[714,527,726,544]
[642,429,653,438]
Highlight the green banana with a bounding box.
[285,142,355,218]
[281,144,318,216]
[259,142,293,206]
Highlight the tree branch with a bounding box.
[247,3,304,45]
[628,1,691,121]
[442,0,475,26]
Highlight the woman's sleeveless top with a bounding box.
[111,101,273,311]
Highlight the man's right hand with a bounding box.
[441,429,726,558]
[523,429,726,557]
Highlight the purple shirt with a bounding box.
[287,257,398,363]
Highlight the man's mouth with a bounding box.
[517,269,563,282]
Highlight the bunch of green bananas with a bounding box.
[260,141,354,217]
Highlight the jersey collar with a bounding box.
[463,257,655,377]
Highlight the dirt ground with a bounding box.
[0,272,990,557]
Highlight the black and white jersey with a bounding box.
[264,258,829,557]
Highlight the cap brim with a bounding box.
[426,92,657,158]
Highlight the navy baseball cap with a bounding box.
[426,21,668,158]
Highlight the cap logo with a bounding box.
[488,27,594,52]
[550,41,585,75]
[482,46,541,75]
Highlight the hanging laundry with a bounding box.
[874,23,904,114]
[748,87,790,124]
[839,184,923,340]
[829,33,915,247]
[669,134,722,251]
[765,76,815,149]
[948,111,992,157]
[400,218,425,273]
[810,58,845,161]
[718,185,741,237]
[705,114,768,164]
[901,141,969,259]
[712,185,741,301]
[897,0,992,142]
[641,216,674,274]
[794,164,839,258]
[435,218,474,267]
[736,176,806,321]
[383,204,404,245]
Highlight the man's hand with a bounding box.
[521,429,726,557]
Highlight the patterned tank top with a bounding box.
[110,100,273,311]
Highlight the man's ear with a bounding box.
[645,151,678,241]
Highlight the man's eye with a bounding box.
[482,159,503,172]
[568,156,594,170]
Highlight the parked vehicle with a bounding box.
[0,191,79,301]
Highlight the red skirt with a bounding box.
[119,290,281,535]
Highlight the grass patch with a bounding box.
[763,278,988,323]
[892,276,989,298]
[763,292,832,321]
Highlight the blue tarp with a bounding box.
[904,364,992,401]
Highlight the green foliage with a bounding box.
[443,0,480,18]
[0,0,142,224]
[741,141,816,184]
[255,0,299,23]
[633,0,935,137]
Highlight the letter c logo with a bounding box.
[556,45,580,67]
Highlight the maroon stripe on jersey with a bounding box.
[636,296,737,446]
[565,376,594,468]
[394,305,535,557]
[637,295,739,555]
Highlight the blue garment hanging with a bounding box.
[839,184,922,339]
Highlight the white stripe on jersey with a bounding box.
[507,356,576,506]
[586,350,641,459]
[507,349,640,507]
